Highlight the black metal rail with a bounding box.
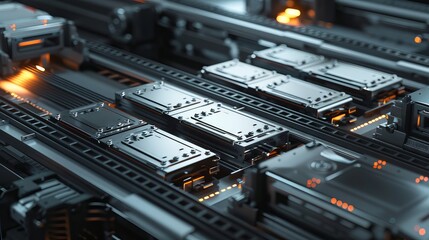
[87,41,429,175]
[0,94,271,240]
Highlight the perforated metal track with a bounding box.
[0,96,271,240]
[165,0,429,68]
[87,42,429,174]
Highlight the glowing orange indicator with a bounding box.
[350,114,387,132]
[415,225,426,236]
[276,13,290,24]
[417,114,421,127]
[276,8,302,25]
[373,160,387,170]
[331,198,354,212]
[198,183,239,202]
[415,36,423,44]
[285,8,301,18]
[415,175,429,184]
[35,65,45,72]
[18,39,43,47]
[306,178,321,188]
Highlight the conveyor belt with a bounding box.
[0,94,272,240]
[87,41,429,174]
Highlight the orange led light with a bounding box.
[373,160,387,170]
[414,36,423,44]
[276,12,290,24]
[331,197,354,212]
[350,114,387,132]
[419,228,426,236]
[18,39,43,47]
[308,9,315,18]
[198,183,239,202]
[417,114,421,127]
[35,65,45,72]
[285,8,301,18]
[306,178,321,188]
[415,175,429,184]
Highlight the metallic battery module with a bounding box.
[100,125,219,189]
[302,60,403,103]
[202,59,276,87]
[202,60,353,118]
[117,82,289,164]
[174,104,288,164]
[57,102,144,139]
[251,44,325,75]
[251,45,403,104]
[0,3,66,61]
[57,102,219,189]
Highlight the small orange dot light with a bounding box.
[419,228,426,236]
[415,36,423,44]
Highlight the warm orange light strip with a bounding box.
[331,197,354,212]
[198,184,239,202]
[18,39,43,47]
[350,114,387,132]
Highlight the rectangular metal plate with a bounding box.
[177,104,285,144]
[255,45,324,68]
[59,103,144,139]
[305,61,402,91]
[121,82,211,114]
[326,63,391,87]
[102,125,217,170]
[251,75,351,110]
[203,60,275,83]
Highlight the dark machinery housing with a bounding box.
[231,143,429,239]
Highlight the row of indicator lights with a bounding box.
[331,198,354,212]
[198,184,239,202]
[415,225,427,236]
[416,176,429,184]
[350,114,387,132]
[373,160,387,169]
[10,92,51,115]
[306,178,321,188]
